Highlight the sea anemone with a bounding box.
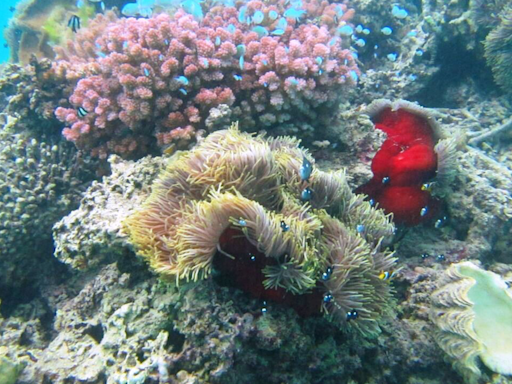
[125,124,396,335]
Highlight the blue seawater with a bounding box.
[0,0,17,62]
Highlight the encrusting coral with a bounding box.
[430,261,512,380]
[125,124,396,336]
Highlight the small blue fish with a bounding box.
[301,187,312,201]
[270,29,285,36]
[253,10,264,24]
[238,5,248,23]
[315,56,323,65]
[280,220,290,232]
[338,25,353,36]
[381,26,392,35]
[68,15,81,33]
[346,309,358,321]
[252,26,268,37]
[202,58,209,68]
[179,88,187,95]
[143,68,150,76]
[121,3,139,17]
[233,74,242,81]
[436,254,446,262]
[349,70,359,82]
[227,24,236,33]
[276,17,288,30]
[77,107,88,117]
[356,224,365,234]
[420,206,428,217]
[299,155,312,181]
[175,76,189,85]
[269,10,278,20]
[239,56,244,70]
[238,218,247,226]
[284,7,306,21]
[215,36,221,46]
[322,266,333,281]
[434,216,447,229]
[382,176,390,184]
[181,0,203,20]
[236,44,246,56]
[421,253,430,260]
[323,293,333,303]
[392,5,408,19]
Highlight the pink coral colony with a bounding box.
[54,0,359,158]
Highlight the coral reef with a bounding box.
[0,57,67,135]
[53,0,359,158]
[430,261,512,381]
[53,154,167,270]
[0,258,458,384]
[0,115,94,297]
[125,125,396,335]
[485,5,512,93]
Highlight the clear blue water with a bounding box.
[0,0,17,62]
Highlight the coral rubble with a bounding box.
[125,125,396,335]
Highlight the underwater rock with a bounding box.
[430,261,512,380]
[53,154,167,270]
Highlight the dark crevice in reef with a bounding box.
[163,322,186,353]
[0,239,70,318]
[116,249,154,287]
[413,37,497,108]
[84,323,104,344]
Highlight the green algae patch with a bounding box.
[0,348,20,384]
